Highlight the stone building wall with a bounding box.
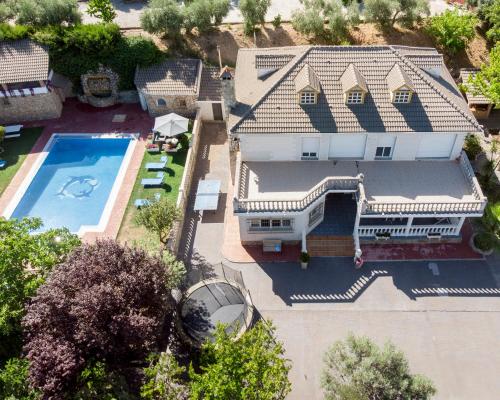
[143,92,198,117]
[0,91,62,124]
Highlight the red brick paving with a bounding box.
[362,221,483,261]
[0,99,154,241]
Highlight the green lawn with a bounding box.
[0,127,44,196]
[117,141,188,246]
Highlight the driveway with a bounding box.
[79,0,451,28]
[227,256,500,400]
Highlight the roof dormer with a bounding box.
[295,64,320,105]
[386,63,414,103]
[340,63,368,104]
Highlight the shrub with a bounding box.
[322,334,436,400]
[73,360,132,399]
[292,7,325,37]
[23,240,175,398]
[141,352,189,400]
[0,23,32,41]
[189,321,291,400]
[86,0,117,23]
[363,0,429,29]
[426,9,478,54]
[272,13,282,28]
[463,134,483,160]
[240,0,271,35]
[474,231,495,252]
[363,0,397,29]
[178,132,190,150]
[468,44,500,106]
[141,0,185,38]
[135,197,182,244]
[0,358,39,400]
[481,0,500,43]
[0,217,80,360]
[184,0,213,33]
[0,2,13,23]
[13,0,81,27]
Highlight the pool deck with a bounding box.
[0,99,153,241]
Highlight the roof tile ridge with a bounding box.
[230,47,313,133]
[390,47,482,132]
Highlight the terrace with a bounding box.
[235,152,486,216]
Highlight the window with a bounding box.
[375,146,392,159]
[248,218,293,232]
[346,91,363,104]
[393,90,411,103]
[156,98,167,106]
[179,99,187,108]
[301,151,318,160]
[300,91,316,105]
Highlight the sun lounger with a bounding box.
[0,160,6,169]
[145,156,168,171]
[134,193,161,208]
[4,125,23,139]
[141,172,165,187]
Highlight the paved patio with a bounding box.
[227,256,500,400]
[0,99,153,241]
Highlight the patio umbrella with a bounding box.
[153,113,189,138]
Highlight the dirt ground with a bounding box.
[124,22,490,77]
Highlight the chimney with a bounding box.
[220,66,236,118]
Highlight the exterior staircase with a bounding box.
[307,235,355,257]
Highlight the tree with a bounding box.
[86,0,116,23]
[468,44,500,106]
[184,0,230,33]
[0,217,79,360]
[134,197,181,245]
[292,6,325,37]
[189,321,292,400]
[426,9,478,54]
[321,334,436,400]
[13,0,81,26]
[141,352,189,400]
[480,0,500,43]
[23,240,176,398]
[141,0,185,38]
[363,0,428,29]
[463,134,483,161]
[479,138,500,192]
[0,358,40,400]
[0,2,13,23]
[240,0,271,35]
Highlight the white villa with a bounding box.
[223,45,487,260]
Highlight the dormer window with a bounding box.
[386,63,415,104]
[340,64,368,105]
[295,64,320,106]
[300,91,317,105]
[346,91,364,104]
[393,89,411,103]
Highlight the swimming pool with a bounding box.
[4,134,137,234]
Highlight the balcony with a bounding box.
[234,152,487,216]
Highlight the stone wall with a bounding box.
[0,91,62,124]
[143,93,197,117]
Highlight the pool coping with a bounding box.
[2,133,141,239]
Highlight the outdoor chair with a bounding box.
[0,160,6,169]
[141,172,165,187]
[145,156,168,171]
[134,193,161,208]
[4,125,23,139]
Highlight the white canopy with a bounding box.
[153,113,189,138]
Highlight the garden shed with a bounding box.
[134,59,223,120]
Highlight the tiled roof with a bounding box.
[294,64,320,93]
[340,63,368,93]
[198,65,222,101]
[255,54,295,70]
[386,63,415,92]
[134,59,201,95]
[0,40,49,84]
[230,46,481,134]
[459,69,492,105]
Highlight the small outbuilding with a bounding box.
[134,59,223,120]
[0,39,63,124]
[460,69,495,120]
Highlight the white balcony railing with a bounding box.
[234,175,361,213]
[363,200,485,215]
[358,224,457,238]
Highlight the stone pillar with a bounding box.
[454,217,466,236]
[301,229,307,253]
[405,216,414,237]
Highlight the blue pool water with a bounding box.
[11,135,133,233]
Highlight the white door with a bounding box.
[416,134,456,159]
[302,137,320,160]
[329,134,367,159]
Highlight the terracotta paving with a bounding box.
[361,221,483,262]
[0,99,153,241]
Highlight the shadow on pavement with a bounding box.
[256,258,500,305]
